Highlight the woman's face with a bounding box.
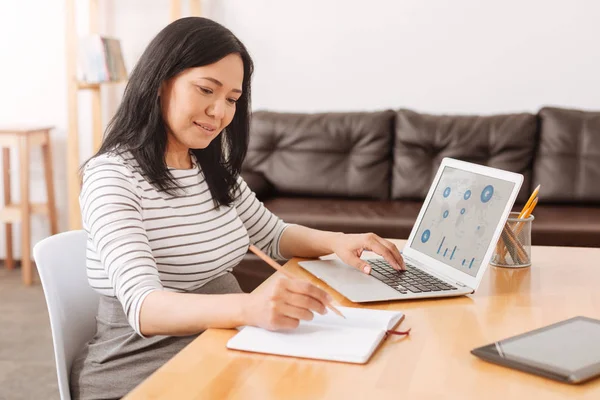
[160,53,244,151]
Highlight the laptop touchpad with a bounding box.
[299,259,404,302]
[299,259,374,282]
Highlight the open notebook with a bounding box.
[227,306,405,364]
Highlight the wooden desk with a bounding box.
[126,241,600,399]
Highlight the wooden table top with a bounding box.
[126,241,600,400]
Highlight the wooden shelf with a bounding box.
[65,0,203,230]
[77,80,128,90]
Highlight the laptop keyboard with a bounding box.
[367,259,458,294]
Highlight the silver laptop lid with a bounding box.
[402,158,523,291]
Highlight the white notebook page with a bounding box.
[227,306,404,364]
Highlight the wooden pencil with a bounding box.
[519,184,540,218]
[501,197,538,260]
[248,244,346,319]
[501,223,529,264]
[498,185,540,263]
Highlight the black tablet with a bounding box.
[471,316,600,384]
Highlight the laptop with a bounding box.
[299,158,523,302]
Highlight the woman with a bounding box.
[71,17,404,399]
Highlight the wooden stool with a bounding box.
[1,127,58,285]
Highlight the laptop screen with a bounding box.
[409,166,516,277]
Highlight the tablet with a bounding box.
[471,316,600,384]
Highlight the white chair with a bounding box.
[33,230,99,400]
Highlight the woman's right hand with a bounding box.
[243,276,332,330]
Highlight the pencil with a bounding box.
[248,244,346,319]
[501,197,538,259]
[521,197,537,221]
[519,184,540,218]
[498,185,540,263]
[501,223,528,264]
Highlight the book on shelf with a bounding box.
[77,34,128,84]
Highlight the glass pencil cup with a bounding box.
[491,212,534,268]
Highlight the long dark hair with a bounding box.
[87,17,254,207]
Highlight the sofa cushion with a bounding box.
[244,110,394,200]
[529,205,600,247]
[262,197,423,239]
[533,107,600,204]
[392,109,537,203]
[240,170,274,199]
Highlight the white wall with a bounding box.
[0,0,599,259]
[0,0,70,261]
[226,0,600,113]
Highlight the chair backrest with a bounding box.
[33,230,99,400]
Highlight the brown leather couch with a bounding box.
[232,106,600,291]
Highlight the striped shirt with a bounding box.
[80,151,289,337]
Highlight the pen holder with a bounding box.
[491,212,534,268]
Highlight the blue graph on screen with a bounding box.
[410,166,515,278]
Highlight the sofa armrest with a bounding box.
[241,170,275,200]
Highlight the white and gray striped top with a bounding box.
[80,151,288,337]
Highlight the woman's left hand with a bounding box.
[329,233,405,274]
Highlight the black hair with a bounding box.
[86,17,253,207]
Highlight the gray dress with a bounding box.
[70,273,243,400]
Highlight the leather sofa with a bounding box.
[232,106,600,292]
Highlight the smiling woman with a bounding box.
[71,17,404,400]
[87,17,254,205]
[160,55,244,164]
